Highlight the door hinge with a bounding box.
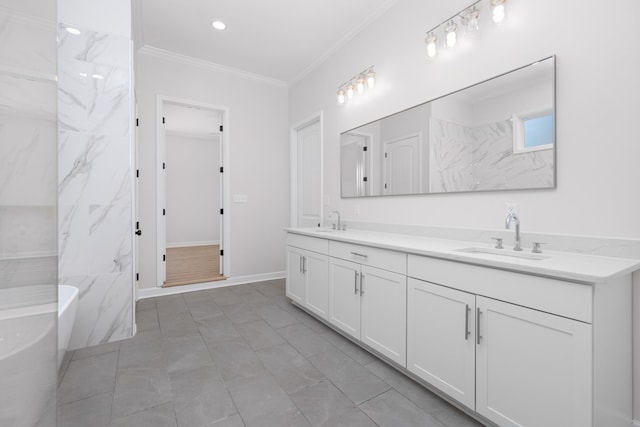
[219,125,223,132]
[220,249,224,256]
[136,221,139,229]
[363,146,368,151]
[162,117,165,124]
[136,169,139,178]
[162,162,166,170]
[163,254,166,261]
[384,183,388,189]
[136,118,139,127]
[162,208,166,216]
[219,166,223,173]
[219,208,224,215]
[363,177,368,182]
[384,152,388,158]
[136,273,139,281]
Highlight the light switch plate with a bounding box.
[233,194,248,203]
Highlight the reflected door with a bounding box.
[383,134,421,195]
[340,133,368,197]
[296,119,321,227]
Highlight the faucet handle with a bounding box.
[491,237,503,249]
[531,242,547,253]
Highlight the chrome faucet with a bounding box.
[329,210,341,230]
[505,211,522,251]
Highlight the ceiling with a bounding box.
[134,0,398,84]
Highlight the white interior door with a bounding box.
[296,119,322,227]
[157,99,167,285]
[384,134,421,195]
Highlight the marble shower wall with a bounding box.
[429,117,554,192]
[57,23,134,349]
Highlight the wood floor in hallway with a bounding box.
[163,244,225,287]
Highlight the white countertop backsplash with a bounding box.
[286,224,640,284]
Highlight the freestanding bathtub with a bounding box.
[0,285,58,426]
[58,284,79,369]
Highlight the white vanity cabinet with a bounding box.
[328,241,407,366]
[286,234,329,319]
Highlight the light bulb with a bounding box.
[425,33,438,59]
[445,21,458,48]
[337,89,345,105]
[356,77,365,94]
[366,71,375,88]
[491,0,506,23]
[465,7,480,33]
[346,84,354,100]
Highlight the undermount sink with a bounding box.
[455,247,550,261]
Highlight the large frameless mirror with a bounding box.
[340,56,556,197]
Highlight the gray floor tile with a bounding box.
[276,323,334,358]
[112,355,172,420]
[169,365,236,427]
[110,402,178,427]
[57,392,112,427]
[183,289,215,304]
[359,389,444,427]
[431,405,484,427]
[256,305,298,329]
[227,372,310,427]
[58,350,74,385]
[162,335,214,375]
[320,330,377,365]
[136,298,157,312]
[289,380,360,426]
[256,343,324,394]
[158,311,199,338]
[197,315,242,344]
[232,289,269,304]
[71,340,121,361]
[186,297,224,320]
[236,319,285,351]
[252,281,286,298]
[118,329,163,369]
[57,351,118,405]
[212,289,246,306]
[320,406,378,427]
[156,294,189,317]
[365,360,452,414]
[206,337,267,381]
[308,346,390,404]
[136,308,160,332]
[212,413,245,426]
[219,302,262,324]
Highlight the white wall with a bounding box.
[289,0,640,419]
[166,133,220,246]
[136,51,289,288]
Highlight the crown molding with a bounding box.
[289,0,400,85]
[138,45,289,88]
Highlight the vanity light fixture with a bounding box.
[336,66,376,105]
[491,0,506,23]
[65,26,81,35]
[424,0,509,61]
[445,21,458,48]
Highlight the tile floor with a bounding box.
[57,279,485,427]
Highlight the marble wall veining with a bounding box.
[429,117,554,193]
[57,22,134,349]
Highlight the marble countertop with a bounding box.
[286,227,640,284]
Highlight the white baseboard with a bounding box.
[166,240,220,248]
[137,271,285,300]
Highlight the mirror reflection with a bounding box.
[340,56,555,197]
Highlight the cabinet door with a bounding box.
[286,247,305,305]
[406,279,476,409]
[361,266,407,366]
[476,296,592,427]
[305,252,329,320]
[328,257,361,339]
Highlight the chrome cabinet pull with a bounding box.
[465,304,470,340]
[350,252,368,259]
[476,308,482,345]
[360,273,365,296]
[299,255,303,273]
[354,271,359,294]
[302,256,307,274]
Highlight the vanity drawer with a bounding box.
[330,241,406,274]
[287,233,329,254]
[408,254,592,323]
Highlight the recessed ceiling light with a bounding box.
[211,21,226,31]
[65,26,81,35]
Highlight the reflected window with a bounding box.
[513,110,554,153]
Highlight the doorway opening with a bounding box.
[156,96,230,287]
